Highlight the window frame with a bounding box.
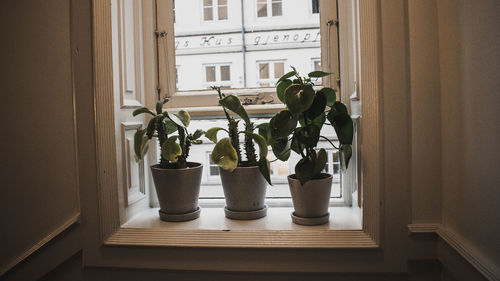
[87,0,383,265]
[256,0,283,18]
[202,0,228,22]
[203,63,232,88]
[256,59,286,87]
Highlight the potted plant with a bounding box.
[206,87,271,220]
[133,98,204,222]
[268,68,354,225]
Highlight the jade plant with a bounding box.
[205,87,271,185]
[266,67,354,185]
[133,98,204,169]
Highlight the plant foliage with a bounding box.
[269,68,354,185]
[207,87,271,185]
[132,98,204,169]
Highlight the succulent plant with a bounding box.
[267,68,354,185]
[132,98,204,169]
[206,87,271,185]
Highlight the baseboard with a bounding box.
[408,223,500,281]
[0,213,81,277]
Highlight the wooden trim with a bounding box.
[407,223,440,234]
[93,0,121,242]
[438,226,500,281]
[0,213,81,276]
[106,228,377,248]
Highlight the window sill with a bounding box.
[106,206,375,248]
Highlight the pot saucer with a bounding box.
[291,212,330,226]
[159,207,201,222]
[224,205,267,220]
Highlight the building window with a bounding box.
[311,58,322,85]
[257,0,282,18]
[203,0,228,21]
[311,0,319,14]
[257,60,285,86]
[204,64,231,87]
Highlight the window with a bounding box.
[203,64,231,87]
[257,0,282,17]
[311,0,319,14]
[257,60,285,86]
[311,58,322,85]
[203,0,228,21]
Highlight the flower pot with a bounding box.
[150,162,202,222]
[287,173,332,225]
[219,166,268,220]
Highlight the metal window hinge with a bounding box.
[327,20,339,27]
[155,30,167,38]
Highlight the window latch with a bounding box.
[155,30,167,38]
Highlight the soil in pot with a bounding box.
[288,173,332,225]
[219,165,268,220]
[150,162,203,222]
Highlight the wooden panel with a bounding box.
[117,0,145,108]
[121,122,146,206]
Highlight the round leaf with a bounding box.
[271,138,291,161]
[295,155,315,185]
[312,148,327,177]
[161,136,182,163]
[269,110,298,139]
[276,79,292,103]
[164,119,178,135]
[339,144,353,171]
[256,123,272,145]
[320,87,337,107]
[164,111,185,128]
[173,110,190,127]
[219,95,250,124]
[277,70,297,83]
[308,71,330,78]
[284,84,315,114]
[327,102,354,145]
[211,138,238,172]
[133,129,150,162]
[306,91,327,120]
[294,125,320,148]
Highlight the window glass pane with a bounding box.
[274,62,284,78]
[314,60,321,71]
[218,6,228,20]
[220,65,231,81]
[210,166,220,175]
[312,0,319,14]
[257,3,267,17]
[204,7,213,21]
[332,151,340,175]
[204,0,212,6]
[218,0,227,5]
[272,1,282,16]
[259,63,269,79]
[205,66,216,82]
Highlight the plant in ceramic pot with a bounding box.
[206,87,271,220]
[268,68,354,225]
[133,98,204,222]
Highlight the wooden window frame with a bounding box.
[85,0,383,270]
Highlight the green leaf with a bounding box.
[327,102,354,145]
[205,127,228,143]
[306,91,327,120]
[295,154,315,185]
[132,107,155,117]
[146,115,162,139]
[191,129,204,140]
[211,138,238,172]
[161,136,182,162]
[256,123,272,145]
[241,131,268,159]
[156,98,169,114]
[277,70,297,83]
[313,148,327,177]
[276,79,292,103]
[173,110,190,127]
[320,87,337,107]
[219,95,250,124]
[339,144,352,171]
[271,138,291,161]
[164,111,185,128]
[269,110,298,139]
[308,71,330,78]
[284,84,315,114]
[290,136,304,155]
[258,157,272,186]
[312,112,327,130]
[164,119,178,135]
[294,125,320,148]
[133,129,149,162]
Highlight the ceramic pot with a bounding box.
[150,162,202,222]
[287,173,332,225]
[219,166,268,220]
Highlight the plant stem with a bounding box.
[176,126,187,169]
[156,117,168,169]
[228,119,242,166]
[244,122,257,166]
[320,135,338,149]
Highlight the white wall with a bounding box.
[438,0,500,269]
[0,0,81,276]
